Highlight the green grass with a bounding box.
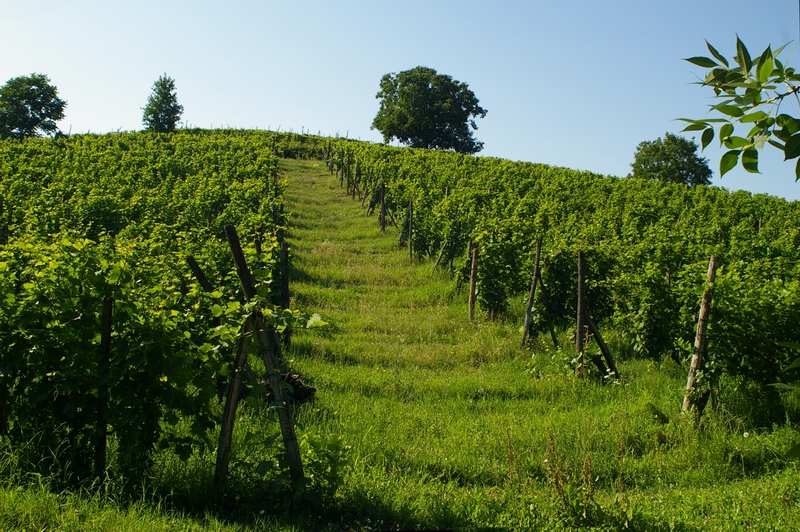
[1,157,798,530]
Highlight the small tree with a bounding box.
[0,73,66,140]
[629,133,712,186]
[372,66,487,154]
[142,74,183,133]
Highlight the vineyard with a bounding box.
[0,130,799,529]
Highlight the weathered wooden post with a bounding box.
[407,198,413,260]
[380,182,387,233]
[575,251,586,375]
[216,225,304,485]
[94,297,113,478]
[520,237,543,347]
[682,255,720,415]
[468,242,478,321]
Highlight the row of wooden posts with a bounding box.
[323,149,720,412]
[462,235,720,413]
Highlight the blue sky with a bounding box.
[3,0,800,200]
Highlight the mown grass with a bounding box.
[1,157,798,530]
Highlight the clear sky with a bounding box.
[3,0,800,200]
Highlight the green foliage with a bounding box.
[321,138,800,391]
[0,74,66,140]
[681,38,800,178]
[142,74,183,133]
[0,130,296,483]
[371,66,487,154]
[629,132,712,186]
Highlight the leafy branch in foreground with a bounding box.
[680,37,800,179]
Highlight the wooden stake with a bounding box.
[214,315,255,486]
[223,225,304,483]
[380,182,386,233]
[408,198,413,260]
[95,297,113,478]
[682,255,720,415]
[186,256,214,293]
[520,237,542,347]
[583,309,619,379]
[575,251,586,374]
[536,274,559,348]
[468,243,478,321]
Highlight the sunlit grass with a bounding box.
[2,156,798,530]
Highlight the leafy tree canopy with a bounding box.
[0,73,66,140]
[371,66,487,154]
[629,132,712,186]
[680,37,800,179]
[142,74,183,133]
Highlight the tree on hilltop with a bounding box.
[0,73,66,140]
[371,66,487,154]
[629,133,712,186]
[142,74,183,133]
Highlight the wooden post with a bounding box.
[186,256,214,293]
[583,309,619,379]
[214,315,256,486]
[536,275,559,348]
[520,237,542,347]
[223,225,304,482]
[407,198,413,260]
[575,251,586,374]
[468,243,478,321]
[682,255,720,414]
[95,297,113,478]
[279,242,290,308]
[380,182,386,233]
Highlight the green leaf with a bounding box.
[784,357,800,372]
[786,442,800,460]
[681,122,709,132]
[706,40,729,67]
[776,341,800,351]
[739,111,768,124]
[756,46,774,83]
[713,104,745,118]
[211,304,223,317]
[685,56,718,68]
[742,148,759,173]
[796,158,800,181]
[736,35,752,73]
[784,133,800,160]
[720,123,734,144]
[108,266,122,285]
[700,127,714,150]
[720,150,740,176]
[723,136,750,149]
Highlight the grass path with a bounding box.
[276,157,800,531]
